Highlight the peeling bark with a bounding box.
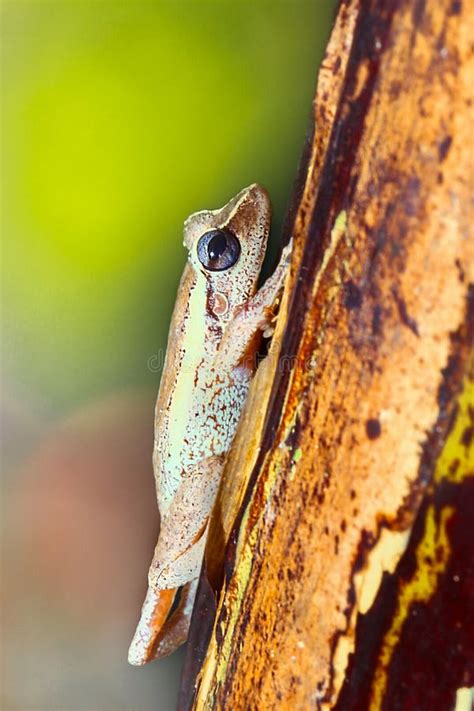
[178,0,474,708]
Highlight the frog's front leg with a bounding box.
[216,239,293,367]
[128,455,223,665]
[246,238,292,319]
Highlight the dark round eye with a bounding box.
[196,229,241,272]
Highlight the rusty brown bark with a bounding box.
[179,0,474,708]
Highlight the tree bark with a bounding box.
[179,0,473,708]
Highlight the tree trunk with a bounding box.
[179,0,474,708]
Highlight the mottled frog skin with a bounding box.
[129,184,291,665]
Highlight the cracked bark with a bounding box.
[178,0,474,708]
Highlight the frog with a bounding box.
[128,184,292,665]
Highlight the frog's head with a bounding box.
[183,184,271,317]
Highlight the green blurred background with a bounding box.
[1,1,335,709]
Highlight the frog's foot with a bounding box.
[128,586,177,665]
[128,580,199,664]
[129,457,223,665]
[261,296,283,338]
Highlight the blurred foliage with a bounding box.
[2,0,335,412]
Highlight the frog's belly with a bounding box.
[155,369,251,513]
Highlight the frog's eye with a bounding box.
[197,229,241,272]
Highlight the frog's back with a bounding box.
[153,263,225,512]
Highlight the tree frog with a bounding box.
[128,184,292,665]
